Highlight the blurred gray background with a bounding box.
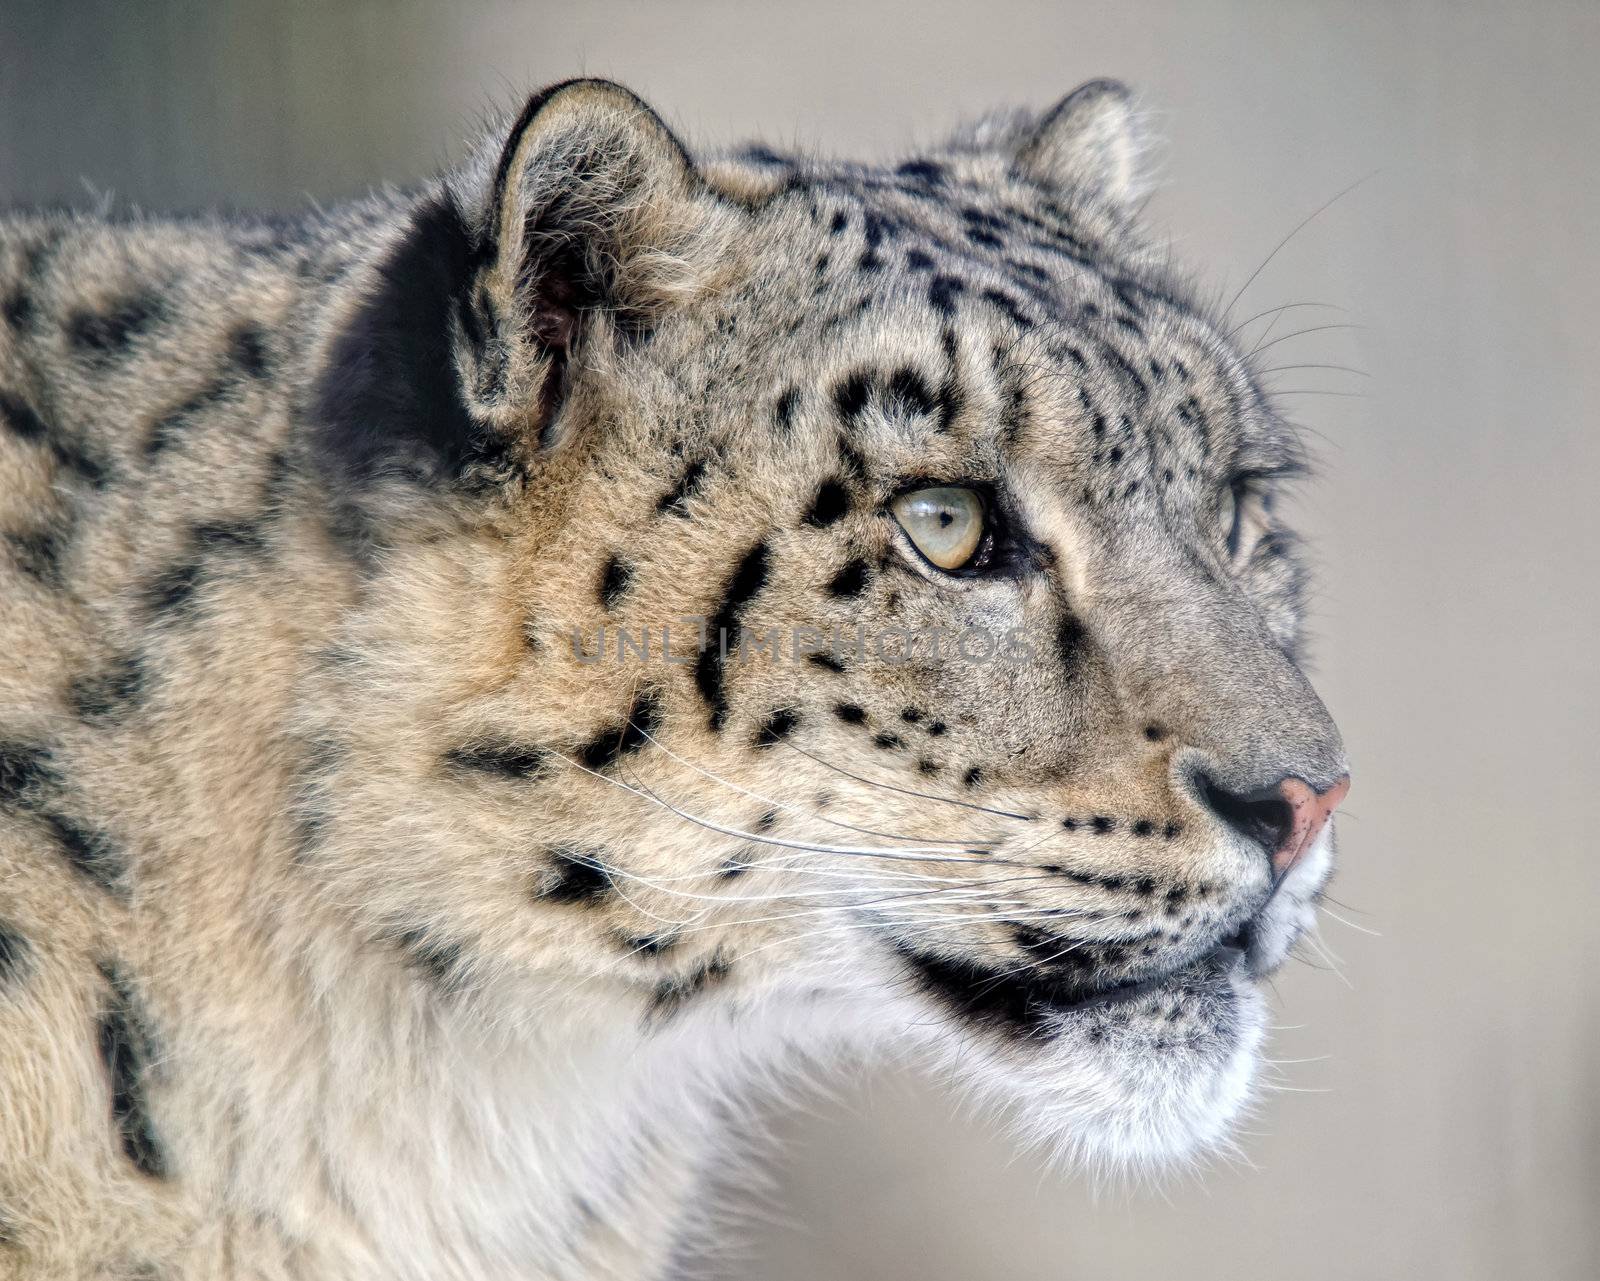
[3,1,1596,1277]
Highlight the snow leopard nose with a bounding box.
[1196,773,1351,875]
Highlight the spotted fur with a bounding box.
[0,78,1347,1278]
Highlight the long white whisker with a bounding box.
[547,750,1005,864]
[776,738,1037,823]
[1315,904,1382,937]
[629,724,990,847]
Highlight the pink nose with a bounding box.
[1272,775,1351,875]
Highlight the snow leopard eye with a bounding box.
[1221,475,1270,563]
[1219,483,1241,557]
[891,486,986,571]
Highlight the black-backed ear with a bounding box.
[1016,80,1146,215]
[314,79,720,489]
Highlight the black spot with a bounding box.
[1091,816,1115,833]
[754,809,779,834]
[1057,613,1086,679]
[1133,820,1155,837]
[42,812,125,892]
[0,393,107,487]
[719,855,751,880]
[67,294,164,362]
[917,759,940,776]
[395,927,467,991]
[934,377,965,433]
[962,206,1008,233]
[809,652,847,674]
[755,708,799,748]
[0,390,47,442]
[1143,724,1167,742]
[829,210,848,235]
[229,327,271,378]
[900,707,923,723]
[695,541,771,731]
[541,848,613,904]
[598,554,633,610]
[1061,817,1079,831]
[833,703,866,725]
[144,380,235,457]
[885,367,937,418]
[873,732,903,750]
[622,932,677,957]
[980,288,1031,328]
[1164,822,1183,840]
[2,289,33,331]
[926,721,947,736]
[192,517,268,554]
[962,766,984,789]
[5,527,66,584]
[928,274,965,315]
[833,371,873,422]
[1103,346,1150,401]
[896,159,946,184]
[579,689,661,771]
[96,963,168,1178]
[143,561,202,617]
[70,654,145,722]
[826,559,870,598]
[657,458,708,516]
[0,741,55,805]
[804,479,851,528]
[648,953,731,1021]
[905,248,936,272]
[774,387,801,431]
[0,921,28,984]
[445,741,548,779]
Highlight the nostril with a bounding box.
[1196,773,1295,858]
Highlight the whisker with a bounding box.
[777,738,1037,823]
[1249,321,1366,359]
[1259,362,1369,378]
[1222,173,1374,319]
[644,885,1080,951]
[1315,905,1381,937]
[1226,300,1344,339]
[628,723,989,847]
[548,750,1005,865]
[726,905,1097,964]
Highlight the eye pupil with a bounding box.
[890,486,986,572]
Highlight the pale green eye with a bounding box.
[891,486,986,571]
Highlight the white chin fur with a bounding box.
[925,970,1266,1176]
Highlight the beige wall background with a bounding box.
[3,1,1596,1277]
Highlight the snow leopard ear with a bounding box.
[453,78,721,448]
[1017,80,1147,214]
[313,79,723,490]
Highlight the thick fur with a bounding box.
[0,79,1347,1279]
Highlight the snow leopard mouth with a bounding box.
[893,929,1250,1039]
